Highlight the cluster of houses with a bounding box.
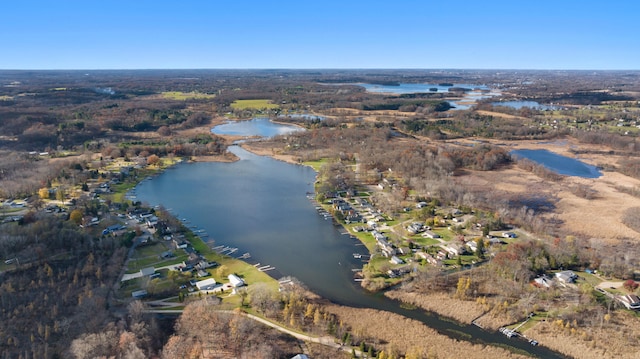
[533,270,579,288]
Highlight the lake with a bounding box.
[358,83,489,94]
[511,149,602,178]
[212,117,304,137]
[356,83,500,110]
[492,101,560,110]
[134,119,566,358]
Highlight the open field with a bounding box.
[230,99,279,110]
[451,138,640,242]
[161,91,216,100]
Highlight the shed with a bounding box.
[228,274,245,288]
[195,278,217,291]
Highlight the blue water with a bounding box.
[511,149,601,178]
[212,118,304,137]
[358,83,489,94]
[493,101,559,110]
[131,119,566,358]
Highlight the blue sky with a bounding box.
[1,0,638,70]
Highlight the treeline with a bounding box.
[110,133,227,159]
[0,213,132,358]
[162,301,302,359]
[401,113,565,140]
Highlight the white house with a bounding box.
[228,274,245,288]
[195,278,217,291]
[618,294,640,310]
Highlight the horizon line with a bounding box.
[1,67,639,72]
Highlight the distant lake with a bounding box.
[357,83,500,110]
[212,118,303,137]
[511,149,601,178]
[358,83,489,94]
[493,101,559,110]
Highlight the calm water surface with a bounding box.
[358,83,489,93]
[356,83,500,110]
[493,101,560,110]
[512,149,601,178]
[134,120,566,358]
[212,117,304,137]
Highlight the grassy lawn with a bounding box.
[126,254,188,273]
[131,242,168,258]
[230,99,279,110]
[161,91,216,100]
[303,158,329,171]
[576,272,603,287]
[433,228,453,241]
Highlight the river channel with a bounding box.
[133,119,567,358]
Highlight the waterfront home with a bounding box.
[228,273,245,288]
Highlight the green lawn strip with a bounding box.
[161,91,216,100]
[230,99,279,110]
[218,257,279,292]
[126,254,188,273]
[131,242,168,258]
[302,158,329,171]
[433,228,453,241]
[576,272,603,287]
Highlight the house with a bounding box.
[173,238,189,249]
[140,267,156,277]
[555,270,578,284]
[390,256,404,265]
[145,215,158,228]
[378,241,396,257]
[416,252,441,266]
[398,247,412,255]
[465,240,478,252]
[502,232,517,238]
[228,274,245,288]
[422,230,441,239]
[160,251,174,259]
[406,222,425,234]
[443,244,465,256]
[291,355,309,359]
[533,275,552,288]
[416,201,428,209]
[617,294,640,310]
[195,278,217,291]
